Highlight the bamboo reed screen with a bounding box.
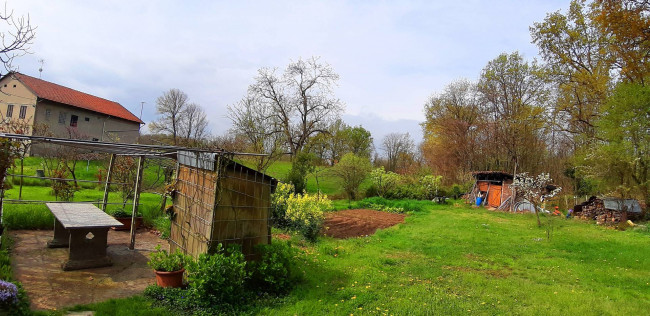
[170,151,277,260]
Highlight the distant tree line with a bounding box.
[421,0,649,203]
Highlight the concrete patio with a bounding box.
[9,229,166,311]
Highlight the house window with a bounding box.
[70,115,78,127]
[58,112,66,124]
[19,105,27,119]
[45,109,51,120]
[92,138,99,141]
[85,117,90,122]
[6,104,13,118]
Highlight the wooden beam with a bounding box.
[101,154,117,212]
[129,155,145,250]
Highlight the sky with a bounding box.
[7,0,571,151]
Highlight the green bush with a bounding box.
[248,242,303,295]
[369,167,400,198]
[186,245,250,307]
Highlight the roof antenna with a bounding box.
[139,101,145,120]
[38,59,45,78]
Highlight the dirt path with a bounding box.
[323,209,406,239]
[10,229,165,311]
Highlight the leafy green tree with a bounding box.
[285,151,315,194]
[307,120,373,165]
[421,79,483,183]
[330,153,372,201]
[530,0,612,144]
[581,83,649,202]
[477,51,550,173]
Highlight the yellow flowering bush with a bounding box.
[271,183,295,228]
[272,182,332,240]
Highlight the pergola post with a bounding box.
[129,155,145,250]
[101,154,117,212]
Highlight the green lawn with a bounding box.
[1,184,164,230]
[7,156,172,191]
[263,160,368,197]
[65,202,650,315]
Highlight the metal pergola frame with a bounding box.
[0,133,265,250]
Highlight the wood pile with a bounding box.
[575,198,629,226]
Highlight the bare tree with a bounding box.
[381,132,415,172]
[0,4,36,72]
[179,103,209,145]
[149,88,189,145]
[234,57,344,157]
[228,96,284,170]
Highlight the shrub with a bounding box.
[285,192,332,241]
[186,245,250,307]
[248,242,303,295]
[330,153,372,201]
[271,182,294,229]
[147,245,188,272]
[370,167,400,198]
[420,175,443,200]
[51,167,76,201]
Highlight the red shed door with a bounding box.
[487,185,502,207]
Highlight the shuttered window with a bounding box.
[19,105,27,119]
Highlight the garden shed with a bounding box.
[170,151,277,260]
[468,171,514,208]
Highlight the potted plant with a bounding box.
[148,245,188,288]
[108,209,143,231]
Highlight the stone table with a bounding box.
[46,203,123,270]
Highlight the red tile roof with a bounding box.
[8,72,143,124]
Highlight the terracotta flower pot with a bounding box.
[112,216,143,231]
[154,268,185,288]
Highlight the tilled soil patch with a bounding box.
[323,209,406,239]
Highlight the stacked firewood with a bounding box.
[575,198,628,226]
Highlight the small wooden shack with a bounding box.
[468,171,514,209]
[170,151,277,260]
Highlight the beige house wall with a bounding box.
[33,101,141,143]
[0,75,140,143]
[0,76,38,134]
